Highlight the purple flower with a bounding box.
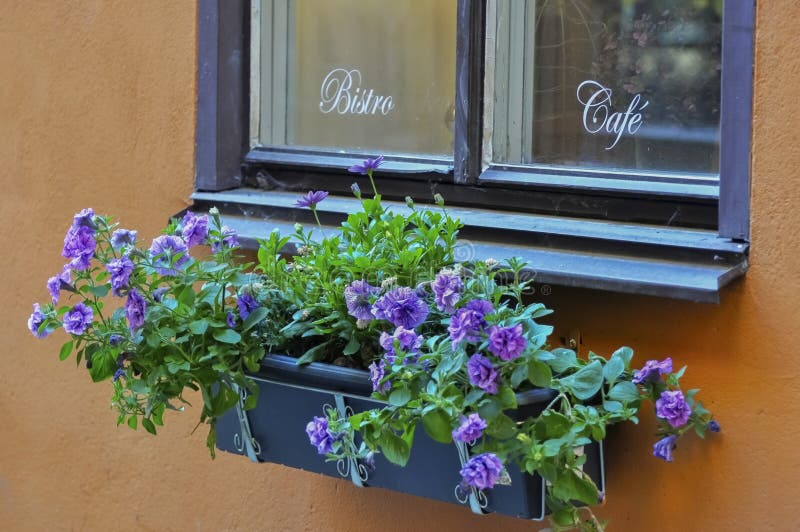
[294,190,329,209]
[708,420,721,433]
[108,334,124,346]
[348,155,385,175]
[149,235,189,276]
[152,287,168,302]
[125,289,147,332]
[449,299,493,349]
[27,303,51,339]
[72,208,96,229]
[369,359,391,393]
[431,271,462,314]
[487,324,527,361]
[226,311,236,328]
[211,226,239,252]
[63,302,94,335]
[106,256,134,296]
[379,326,423,364]
[46,268,72,304]
[452,413,487,443]
[467,354,499,394]
[112,368,126,382]
[652,435,678,462]
[305,416,335,454]
[237,293,259,320]
[460,453,503,490]
[110,229,138,249]
[62,225,96,271]
[372,286,429,329]
[181,211,209,248]
[344,280,379,320]
[655,390,692,428]
[632,357,673,384]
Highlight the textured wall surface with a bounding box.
[1,1,798,531]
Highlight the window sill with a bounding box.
[190,188,748,304]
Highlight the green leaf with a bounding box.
[165,355,191,374]
[127,415,138,430]
[88,349,117,382]
[58,340,73,361]
[379,429,410,466]
[478,397,502,420]
[422,408,453,443]
[510,363,528,387]
[608,381,640,403]
[188,320,208,335]
[464,388,483,406]
[559,360,603,400]
[342,335,360,356]
[295,341,332,365]
[242,307,269,332]
[611,346,634,368]
[88,284,110,298]
[141,418,157,435]
[177,285,195,306]
[528,360,553,387]
[388,387,411,407]
[498,386,518,410]
[603,400,623,412]
[602,355,624,385]
[212,329,241,344]
[551,469,600,506]
[547,348,579,373]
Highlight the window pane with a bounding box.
[254,0,457,157]
[488,0,722,177]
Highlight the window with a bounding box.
[194,0,753,303]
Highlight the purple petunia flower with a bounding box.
[72,208,96,229]
[379,326,423,364]
[655,390,692,428]
[125,289,147,332]
[460,453,504,490]
[27,303,51,339]
[487,324,527,361]
[467,353,499,394]
[211,226,239,253]
[344,280,380,320]
[449,299,494,349]
[348,155,385,175]
[431,271,462,314]
[305,416,336,454]
[181,211,209,248]
[63,302,94,335]
[632,357,673,384]
[708,420,721,433]
[372,286,429,329]
[62,225,96,271]
[652,435,678,462]
[46,267,72,304]
[112,368,126,382]
[110,229,138,249]
[149,235,189,276]
[294,190,329,209]
[226,311,236,328]
[452,413,487,444]
[369,359,391,393]
[152,287,168,303]
[108,334,124,346]
[106,256,134,296]
[237,293,259,320]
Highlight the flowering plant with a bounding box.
[28,208,267,453]
[29,156,719,530]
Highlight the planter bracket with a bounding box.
[333,393,369,488]
[233,384,261,462]
[453,440,489,515]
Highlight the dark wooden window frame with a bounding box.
[193,0,754,303]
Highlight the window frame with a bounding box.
[193,0,754,302]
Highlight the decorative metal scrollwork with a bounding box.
[326,394,370,487]
[232,384,261,462]
[453,440,489,515]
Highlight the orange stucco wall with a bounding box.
[2,2,797,531]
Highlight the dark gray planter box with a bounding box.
[216,354,605,520]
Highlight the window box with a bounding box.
[215,355,605,520]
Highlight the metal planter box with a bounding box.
[216,355,605,520]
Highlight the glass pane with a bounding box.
[254,0,457,157]
[489,0,723,176]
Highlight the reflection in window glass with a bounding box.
[489,0,722,176]
[254,0,457,157]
